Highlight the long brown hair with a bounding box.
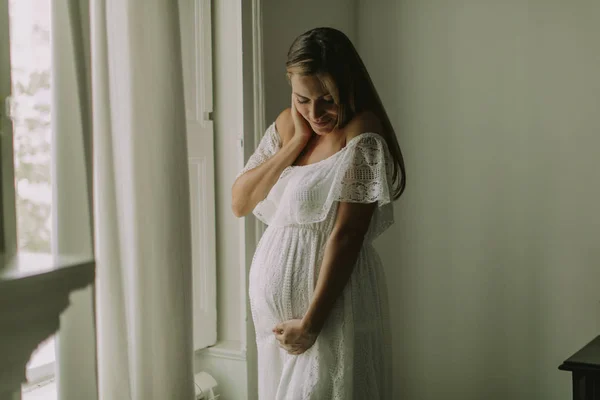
[286,27,406,200]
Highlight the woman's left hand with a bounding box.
[273,319,318,355]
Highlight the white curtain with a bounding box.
[52,0,195,399]
[52,1,97,399]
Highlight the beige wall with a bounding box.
[358,0,600,399]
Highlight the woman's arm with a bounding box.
[301,110,384,333]
[231,139,303,218]
[273,110,386,354]
[301,201,377,334]
[273,201,377,355]
[231,108,305,218]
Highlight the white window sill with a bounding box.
[196,340,246,361]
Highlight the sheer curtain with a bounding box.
[52,0,195,399]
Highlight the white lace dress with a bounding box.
[238,122,394,400]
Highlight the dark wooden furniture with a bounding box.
[559,335,600,400]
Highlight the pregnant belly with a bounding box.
[249,226,326,338]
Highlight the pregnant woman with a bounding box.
[232,27,406,399]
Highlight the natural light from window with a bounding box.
[8,0,56,397]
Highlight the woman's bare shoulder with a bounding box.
[344,110,383,142]
[275,108,294,145]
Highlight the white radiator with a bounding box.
[194,371,219,400]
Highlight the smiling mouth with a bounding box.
[312,119,331,127]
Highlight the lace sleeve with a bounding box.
[236,122,281,179]
[251,132,394,238]
[337,133,393,206]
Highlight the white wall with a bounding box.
[262,0,357,124]
[358,1,600,399]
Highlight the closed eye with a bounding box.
[294,93,335,105]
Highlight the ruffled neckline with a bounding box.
[273,124,381,170]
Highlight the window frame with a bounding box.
[2,0,56,390]
[3,0,217,394]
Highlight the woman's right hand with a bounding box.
[290,94,313,146]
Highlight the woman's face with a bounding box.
[290,73,339,135]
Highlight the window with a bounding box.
[178,0,217,351]
[1,0,217,397]
[6,0,57,393]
